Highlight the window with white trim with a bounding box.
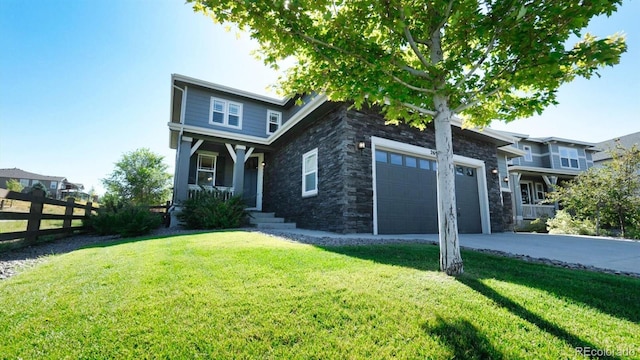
[19,179,29,187]
[523,145,532,162]
[209,97,242,129]
[266,110,282,134]
[559,146,579,169]
[50,181,57,189]
[196,153,217,187]
[302,148,318,197]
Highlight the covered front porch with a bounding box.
[509,166,580,223]
[173,134,266,210]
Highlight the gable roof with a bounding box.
[0,168,66,182]
[593,131,640,162]
[170,74,519,148]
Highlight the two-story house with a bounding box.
[168,74,520,234]
[0,168,68,199]
[500,133,600,225]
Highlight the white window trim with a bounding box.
[196,151,218,187]
[523,145,532,162]
[302,148,318,197]
[50,181,58,189]
[19,179,29,187]
[209,97,243,129]
[266,110,282,135]
[559,146,579,169]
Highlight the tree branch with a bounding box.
[400,11,432,69]
[399,65,432,79]
[452,88,501,113]
[455,32,498,89]
[402,102,438,117]
[433,0,455,37]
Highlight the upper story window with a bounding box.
[266,110,282,135]
[559,146,579,169]
[523,145,532,162]
[197,153,217,187]
[302,148,318,197]
[50,181,57,189]
[209,97,242,129]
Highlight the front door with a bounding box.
[242,153,263,210]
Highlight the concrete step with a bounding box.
[248,212,276,219]
[254,222,297,229]
[249,217,285,224]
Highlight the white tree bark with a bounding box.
[433,95,464,275]
[430,27,464,276]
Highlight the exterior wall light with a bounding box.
[503,176,509,183]
[491,168,498,174]
[357,141,366,150]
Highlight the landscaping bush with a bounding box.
[546,210,596,236]
[515,216,549,233]
[86,204,162,237]
[178,193,247,230]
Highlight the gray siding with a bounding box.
[497,152,509,189]
[184,87,290,138]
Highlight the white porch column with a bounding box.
[511,172,523,223]
[232,145,246,196]
[174,136,193,203]
[542,175,559,211]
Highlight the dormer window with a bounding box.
[209,97,242,129]
[559,146,579,169]
[266,110,282,135]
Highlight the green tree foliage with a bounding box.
[102,148,172,206]
[190,0,626,274]
[5,179,23,193]
[550,145,640,238]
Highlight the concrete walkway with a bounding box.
[269,229,640,274]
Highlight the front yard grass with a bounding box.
[1,231,638,359]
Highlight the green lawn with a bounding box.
[1,231,639,359]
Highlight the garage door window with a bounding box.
[376,149,437,170]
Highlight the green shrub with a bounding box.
[86,205,162,237]
[178,193,247,230]
[515,216,549,233]
[546,210,596,236]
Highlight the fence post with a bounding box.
[63,197,75,233]
[26,189,45,245]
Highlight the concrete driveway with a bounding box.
[458,232,640,274]
[268,229,640,275]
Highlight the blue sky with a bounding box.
[1,0,638,195]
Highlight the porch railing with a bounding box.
[522,204,555,219]
[187,185,234,201]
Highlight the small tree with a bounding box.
[6,179,23,193]
[551,144,640,237]
[102,148,172,206]
[4,179,24,207]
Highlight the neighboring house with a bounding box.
[592,131,640,169]
[498,132,600,225]
[0,168,82,200]
[168,74,521,234]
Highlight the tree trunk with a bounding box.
[430,26,463,276]
[433,94,463,275]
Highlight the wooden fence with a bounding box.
[0,188,98,245]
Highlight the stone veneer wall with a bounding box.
[263,105,350,232]
[263,104,507,233]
